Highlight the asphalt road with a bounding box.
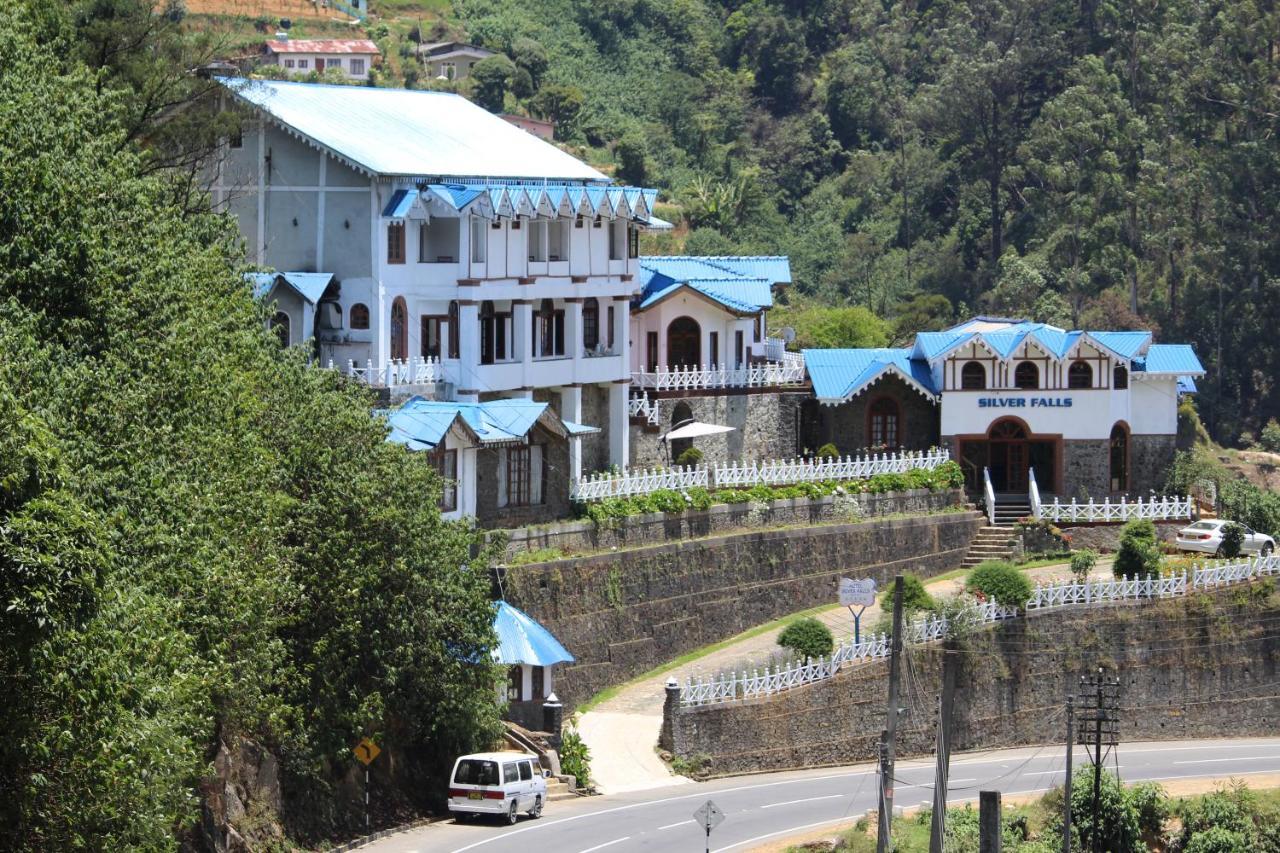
[361,738,1280,853]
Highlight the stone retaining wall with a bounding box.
[663,583,1280,775]
[495,508,985,707]
[497,488,966,563]
[1058,520,1183,553]
[628,390,808,469]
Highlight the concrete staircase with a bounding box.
[502,721,581,800]
[992,499,1033,527]
[962,525,1018,568]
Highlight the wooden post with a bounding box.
[979,790,1001,853]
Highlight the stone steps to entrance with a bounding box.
[961,518,1019,566]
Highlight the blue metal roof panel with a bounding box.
[383,188,415,218]
[562,420,600,436]
[687,278,773,312]
[702,256,793,284]
[220,77,607,180]
[463,398,550,443]
[1088,331,1151,359]
[492,601,574,666]
[1134,344,1205,375]
[246,272,276,299]
[1177,376,1198,394]
[803,348,936,401]
[279,272,334,305]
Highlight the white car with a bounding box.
[1175,519,1275,557]
[447,751,548,824]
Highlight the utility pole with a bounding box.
[1062,694,1074,853]
[877,575,906,853]
[929,639,958,853]
[1077,670,1120,853]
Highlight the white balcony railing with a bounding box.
[749,337,787,362]
[572,449,950,502]
[631,362,806,392]
[1039,495,1193,523]
[331,357,444,388]
[628,392,660,426]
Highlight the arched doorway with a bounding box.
[1110,423,1129,492]
[666,316,701,368]
[391,297,408,362]
[988,419,1029,492]
[270,311,290,347]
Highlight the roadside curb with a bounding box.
[324,816,445,852]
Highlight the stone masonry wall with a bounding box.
[665,583,1280,775]
[498,488,966,562]
[629,390,807,468]
[798,375,940,456]
[497,510,985,707]
[1130,433,1177,495]
[474,423,571,528]
[1061,439,1110,499]
[1057,520,1183,553]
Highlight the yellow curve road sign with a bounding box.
[354,737,381,765]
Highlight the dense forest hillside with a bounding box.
[438,0,1280,444]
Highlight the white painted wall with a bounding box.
[630,292,756,371]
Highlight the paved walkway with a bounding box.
[577,558,1113,794]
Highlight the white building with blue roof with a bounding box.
[802,317,1205,499]
[211,77,663,519]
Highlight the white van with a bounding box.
[447,751,548,824]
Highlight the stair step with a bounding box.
[547,790,579,802]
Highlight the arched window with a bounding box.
[1068,360,1093,389]
[350,302,370,330]
[989,419,1027,440]
[667,316,701,367]
[582,297,600,351]
[270,311,290,347]
[961,361,986,390]
[867,397,901,449]
[1114,364,1128,390]
[1014,361,1039,389]
[1110,423,1129,492]
[391,297,408,362]
[447,301,460,359]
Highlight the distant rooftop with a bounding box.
[264,39,380,55]
[635,256,792,315]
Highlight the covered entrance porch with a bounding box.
[958,418,1059,495]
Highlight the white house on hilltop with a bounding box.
[261,38,381,81]
[209,78,658,525]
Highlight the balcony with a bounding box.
[631,361,807,392]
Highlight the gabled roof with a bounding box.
[419,41,495,59]
[1133,344,1206,376]
[492,601,574,666]
[265,39,381,55]
[384,396,589,451]
[912,318,1154,364]
[218,77,608,180]
[247,271,334,305]
[635,256,786,315]
[381,184,657,222]
[803,348,939,405]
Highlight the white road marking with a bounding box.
[1174,756,1280,765]
[658,820,694,830]
[576,837,631,853]
[712,818,850,852]
[761,795,843,809]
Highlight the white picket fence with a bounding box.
[1037,495,1194,523]
[631,362,806,392]
[330,357,445,388]
[572,449,951,502]
[679,555,1279,708]
[681,600,1017,707]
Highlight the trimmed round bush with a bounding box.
[816,443,840,459]
[674,446,704,467]
[778,616,834,660]
[1114,518,1161,578]
[965,561,1032,606]
[878,574,935,613]
[1219,522,1245,559]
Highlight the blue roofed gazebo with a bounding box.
[492,601,574,731]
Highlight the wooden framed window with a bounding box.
[646,331,658,371]
[507,667,521,701]
[628,225,639,259]
[500,444,544,507]
[1068,360,1093,389]
[387,222,405,264]
[583,298,600,351]
[1113,364,1129,389]
[421,315,442,359]
[709,331,719,368]
[1014,361,1039,389]
[270,311,290,347]
[350,303,370,330]
[447,301,460,359]
[868,397,901,449]
[433,448,457,511]
[390,297,407,362]
[607,305,616,350]
[960,360,986,390]
[734,330,745,368]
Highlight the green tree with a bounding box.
[1113,518,1161,578]
[470,53,517,112]
[878,574,935,613]
[615,130,649,186]
[965,561,1032,606]
[778,616,835,660]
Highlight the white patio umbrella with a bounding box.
[661,420,736,442]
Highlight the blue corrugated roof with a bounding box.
[248,271,334,305]
[803,348,938,403]
[562,420,600,436]
[219,77,607,180]
[381,183,657,221]
[641,255,792,284]
[385,397,565,450]
[636,256,784,314]
[1088,331,1151,359]
[1134,344,1206,375]
[492,601,574,666]
[1177,376,1198,394]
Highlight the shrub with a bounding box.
[558,724,592,787]
[1070,549,1098,583]
[816,443,840,459]
[1261,418,1280,453]
[778,616,834,660]
[674,446,703,467]
[1114,519,1162,578]
[1219,522,1245,559]
[966,561,1032,606]
[879,574,935,613]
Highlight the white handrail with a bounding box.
[1040,495,1193,523]
[631,362,806,391]
[330,356,444,388]
[983,466,996,526]
[627,392,660,426]
[572,449,951,502]
[1028,468,1042,520]
[681,554,1280,708]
